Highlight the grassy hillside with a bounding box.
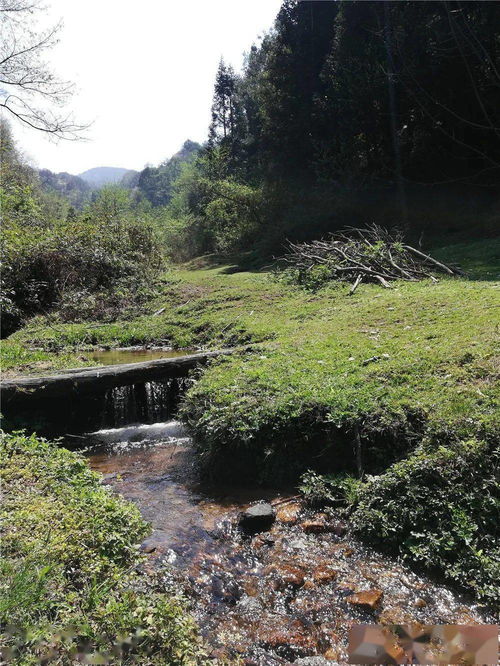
[2,239,499,603]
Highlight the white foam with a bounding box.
[89,420,190,445]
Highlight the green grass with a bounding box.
[0,340,89,375]
[0,432,204,665]
[2,239,499,605]
[4,241,499,462]
[433,238,500,281]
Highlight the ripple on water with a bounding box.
[84,422,492,664]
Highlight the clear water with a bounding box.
[85,422,490,664]
[90,347,196,366]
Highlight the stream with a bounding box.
[83,419,490,664]
[9,348,492,664]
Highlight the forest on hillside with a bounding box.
[2,0,499,331]
[165,0,500,257]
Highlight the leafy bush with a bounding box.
[300,470,362,508]
[1,212,164,336]
[351,436,500,605]
[0,432,203,665]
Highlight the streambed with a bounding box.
[84,421,489,665]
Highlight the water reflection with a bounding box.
[90,347,196,366]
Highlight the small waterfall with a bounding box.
[4,378,190,440]
[100,378,188,429]
[87,420,191,453]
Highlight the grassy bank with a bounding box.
[2,239,499,604]
[0,432,204,665]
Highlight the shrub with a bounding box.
[1,215,164,335]
[351,436,500,605]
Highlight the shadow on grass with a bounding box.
[430,238,500,281]
[184,251,277,274]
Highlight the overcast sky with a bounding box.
[13,0,282,175]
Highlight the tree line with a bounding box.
[163,0,500,258]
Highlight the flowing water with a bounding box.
[9,350,488,666]
[84,421,490,665]
[6,347,493,663]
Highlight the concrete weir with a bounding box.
[1,349,234,403]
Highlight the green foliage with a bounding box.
[164,153,264,258]
[38,168,91,210]
[0,432,203,665]
[1,213,163,334]
[351,437,500,605]
[0,134,165,336]
[299,471,362,508]
[137,140,200,207]
[165,0,499,257]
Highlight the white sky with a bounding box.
[13,0,282,175]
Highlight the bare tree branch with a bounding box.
[0,0,88,138]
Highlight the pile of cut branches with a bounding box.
[280,225,462,292]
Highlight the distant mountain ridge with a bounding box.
[39,169,91,208]
[78,166,137,188]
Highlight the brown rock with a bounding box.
[414,597,428,609]
[347,589,383,611]
[337,581,357,594]
[267,562,306,588]
[252,534,275,550]
[300,518,328,534]
[312,564,338,585]
[299,513,346,535]
[259,618,317,653]
[244,579,259,597]
[276,501,302,524]
[379,608,415,625]
[324,647,340,661]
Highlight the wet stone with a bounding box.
[258,618,317,659]
[252,534,275,550]
[346,589,383,611]
[267,563,306,589]
[276,501,302,524]
[239,502,276,534]
[299,514,331,534]
[139,540,157,553]
[312,564,338,586]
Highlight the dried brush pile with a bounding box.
[280,225,462,292]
